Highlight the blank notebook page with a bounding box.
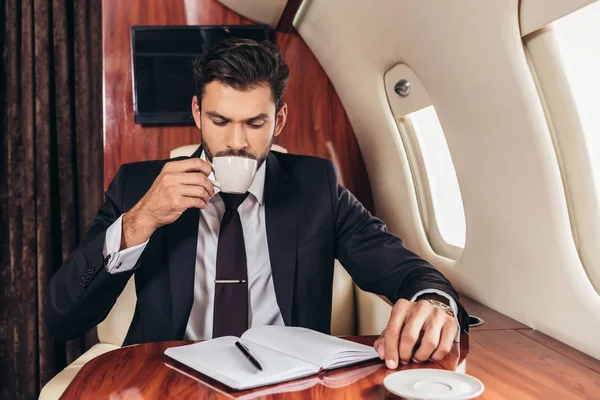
[241,326,378,369]
[164,336,316,389]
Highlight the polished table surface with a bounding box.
[62,296,600,399]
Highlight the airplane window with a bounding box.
[399,106,466,258]
[524,1,600,291]
[553,4,600,209]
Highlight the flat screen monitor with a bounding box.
[131,25,270,125]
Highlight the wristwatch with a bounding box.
[425,299,455,318]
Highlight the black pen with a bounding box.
[235,341,263,371]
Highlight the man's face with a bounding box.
[192,81,287,166]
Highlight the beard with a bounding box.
[201,132,274,169]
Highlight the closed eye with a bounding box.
[212,120,227,127]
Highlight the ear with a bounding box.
[273,103,288,137]
[192,96,202,130]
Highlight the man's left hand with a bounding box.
[373,298,459,369]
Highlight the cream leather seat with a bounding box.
[39,144,358,399]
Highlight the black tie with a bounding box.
[212,192,250,338]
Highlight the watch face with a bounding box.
[426,299,454,317]
[427,299,448,308]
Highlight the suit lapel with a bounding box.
[167,144,202,339]
[264,152,298,326]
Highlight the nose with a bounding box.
[227,123,248,152]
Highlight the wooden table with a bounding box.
[62,297,600,399]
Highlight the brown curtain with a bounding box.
[1,0,103,398]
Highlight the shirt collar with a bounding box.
[200,150,266,205]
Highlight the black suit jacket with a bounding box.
[44,146,468,345]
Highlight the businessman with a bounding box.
[45,38,469,369]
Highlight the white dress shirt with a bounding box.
[102,152,460,341]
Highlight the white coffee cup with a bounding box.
[211,156,258,194]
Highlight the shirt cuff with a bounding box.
[411,289,461,342]
[103,214,149,274]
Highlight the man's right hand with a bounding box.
[120,158,215,250]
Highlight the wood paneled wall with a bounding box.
[102,0,374,212]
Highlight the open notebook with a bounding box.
[164,326,379,390]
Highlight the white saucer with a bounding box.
[383,368,484,400]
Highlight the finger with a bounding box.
[430,317,459,361]
[384,303,409,369]
[374,333,385,359]
[179,185,211,204]
[412,311,445,363]
[165,158,212,176]
[181,196,207,210]
[374,328,386,346]
[178,173,216,197]
[435,339,460,370]
[398,304,430,365]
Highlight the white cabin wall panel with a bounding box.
[218,0,287,28]
[520,0,596,36]
[294,0,600,359]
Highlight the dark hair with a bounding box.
[192,38,290,112]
